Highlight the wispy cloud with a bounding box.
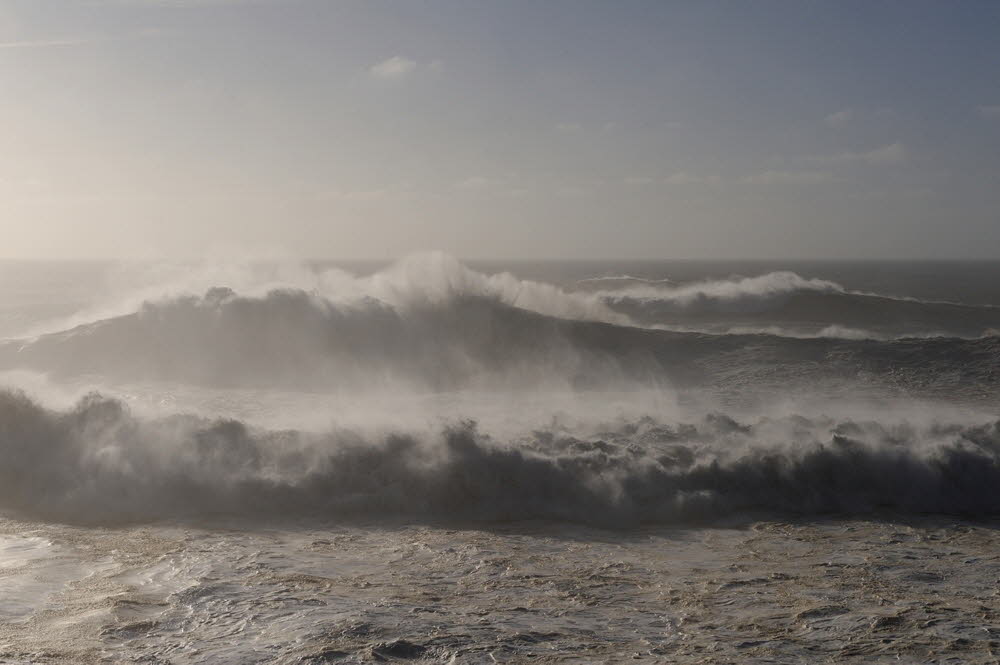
[456,176,506,190]
[824,109,853,128]
[0,39,91,49]
[821,142,906,165]
[977,105,1000,118]
[316,188,389,202]
[556,185,588,198]
[740,170,833,185]
[369,56,417,79]
[94,0,277,6]
[662,170,833,186]
[663,172,720,185]
[0,176,45,190]
[555,122,583,133]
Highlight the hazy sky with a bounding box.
[1,0,999,259]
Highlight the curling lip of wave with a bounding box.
[3,389,1000,525]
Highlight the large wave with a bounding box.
[2,255,999,527]
[0,289,659,392]
[592,270,844,303]
[2,389,999,525]
[592,271,1000,338]
[1,287,999,402]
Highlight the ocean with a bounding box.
[1,255,999,663]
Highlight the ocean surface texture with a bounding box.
[1,256,1000,663]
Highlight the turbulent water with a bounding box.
[1,255,1000,663]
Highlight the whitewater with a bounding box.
[2,254,1000,663]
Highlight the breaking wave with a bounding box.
[1,254,999,527]
[594,271,1000,338]
[1,260,999,400]
[593,271,844,303]
[16,255,1000,346]
[15,252,627,341]
[3,389,1000,525]
[577,274,677,286]
[0,290,661,391]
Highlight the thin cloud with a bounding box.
[824,109,853,127]
[977,105,1000,118]
[370,56,417,79]
[556,185,587,198]
[822,142,907,165]
[317,188,389,202]
[664,172,720,185]
[456,176,506,190]
[0,39,92,49]
[740,170,833,185]
[93,0,278,6]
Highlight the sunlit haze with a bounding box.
[2,0,999,259]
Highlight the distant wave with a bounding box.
[593,271,844,303]
[653,324,886,340]
[3,389,1000,525]
[588,270,1000,308]
[577,274,676,286]
[597,271,1000,338]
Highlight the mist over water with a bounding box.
[2,386,999,526]
[3,255,1000,664]
[0,253,998,526]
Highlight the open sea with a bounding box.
[1,256,999,663]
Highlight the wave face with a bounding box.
[2,389,999,525]
[592,271,1000,338]
[3,287,999,399]
[0,290,653,391]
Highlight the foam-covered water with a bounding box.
[1,255,999,662]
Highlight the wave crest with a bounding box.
[597,271,1000,337]
[595,270,844,305]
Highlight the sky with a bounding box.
[0,0,998,260]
